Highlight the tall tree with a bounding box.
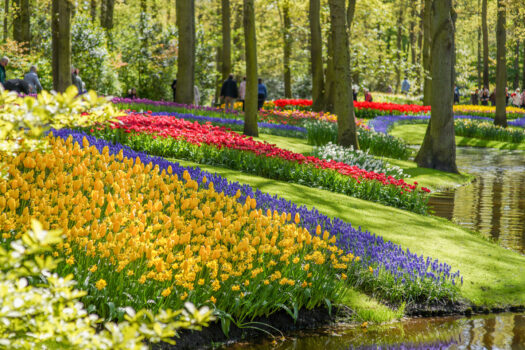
[51,0,72,92]
[221,0,231,81]
[282,0,292,98]
[422,0,432,105]
[409,1,418,65]
[309,0,324,111]
[90,0,97,23]
[3,0,8,42]
[175,0,195,104]
[12,0,30,46]
[324,31,335,113]
[477,0,482,89]
[494,0,507,127]
[243,0,258,137]
[394,2,405,93]
[415,0,458,173]
[513,40,520,89]
[481,0,489,88]
[328,0,358,148]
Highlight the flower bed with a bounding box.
[56,129,461,304]
[90,113,430,213]
[370,115,492,135]
[455,119,525,143]
[453,105,525,119]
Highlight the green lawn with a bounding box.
[390,124,525,150]
[251,133,472,192]
[172,158,525,308]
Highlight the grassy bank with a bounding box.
[171,157,525,308]
[252,134,473,192]
[390,124,525,150]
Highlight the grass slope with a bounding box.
[390,124,525,150]
[172,158,525,308]
[251,133,472,191]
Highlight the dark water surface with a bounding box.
[225,313,525,349]
[428,147,525,254]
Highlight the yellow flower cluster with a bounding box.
[0,135,356,307]
[453,104,525,115]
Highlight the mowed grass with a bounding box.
[390,123,525,150]
[171,157,525,308]
[251,133,472,191]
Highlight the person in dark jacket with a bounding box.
[480,88,490,106]
[4,79,30,95]
[220,74,238,111]
[257,78,267,110]
[0,56,9,86]
[171,79,177,102]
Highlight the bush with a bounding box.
[454,119,525,143]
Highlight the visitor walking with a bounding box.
[0,56,9,86]
[194,85,201,106]
[126,88,138,99]
[71,68,84,94]
[171,79,177,102]
[364,89,373,102]
[401,77,410,95]
[489,88,496,106]
[24,66,43,94]
[480,88,490,106]
[4,79,30,94]
[505,87,510,105]
[471,89,479,105]
[220,74,238,112]
[257,78,268,110]
[511,88,522,107]
[521,89,525,108]
[239,77,246,111]
[454,85,460,104]
[352,85,358,101]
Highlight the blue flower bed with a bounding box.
[370,115,492,134]
[52,128,462,303]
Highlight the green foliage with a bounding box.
[0,220,213,349]
[454,119,525,143]
[0,87,119,153]
[305,120,411,160]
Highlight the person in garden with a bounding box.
[490,88,496,106]
[505,87,510,105]
[480,88,490,105]
[364,88,373,102]
[194,85,201,106]
[401,77,410,94]
[4,79,30,94]
[511,88,522,107]
[24,65,43,94]
[257,78,268,110]
[126,88,137,99]
[521,89,525,108]
[239,76,246,111]
[171,79,177,102]
[352,86,358,101]
[454,85,460,104]
[0,56,9,86]
[471,88,479,105]
[220,74,238,112]
[71,68,84,94]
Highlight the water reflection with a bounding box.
[225,313,525,349]
[429,148,525,254]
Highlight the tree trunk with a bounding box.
[328,0,358,149]
[394,2,404,93]
[100,0,107,28]
[523,38,525,91]
[309,0,324,111]
[243,0,258,137]
[415,0,458,173]
[513,40,520,90]
[282,0,292,98]
[221,0,231,81]
[422,0,432,105]
[90,0,96,23]
[477,0,482,89]
[175,0,195,104]
[12,0,30,47]
[410,1,417,66]
[324,31,335,113]
[482,0,489,89]
[3,0,8,42]
[51,0,71,93]
[494,0,506,127]
[105,0,115,30]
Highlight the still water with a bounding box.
[225,313,525,349]
[429,148,525,254]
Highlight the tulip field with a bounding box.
[5,90,525,348]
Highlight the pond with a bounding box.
[224,313,525,349]
[429,147,525,254]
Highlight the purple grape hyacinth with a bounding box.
[370,115,492,134]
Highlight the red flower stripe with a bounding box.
[272,99,430,114]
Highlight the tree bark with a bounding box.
[324,31,335,113]
[415,0,458,173]
[51,0,72,93]
[282,0,292,98]
[175,0,195,104]
[243,0,258,137]
[523,38,525,91]
[3,0,8,42]
[12,0,30,47]
[105,0,115,30]
[221,0,231,81]
[328,0,358,149]
[422,0,432,105]
[482,0,489,89]
[513,40,519,90]
[477,0,482,89]
[90,0,96,23]
[410,1,417,66]
[494,0,506,127]
[394,2,404,93]
[309,0,324,111]
[100,0,107,28]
